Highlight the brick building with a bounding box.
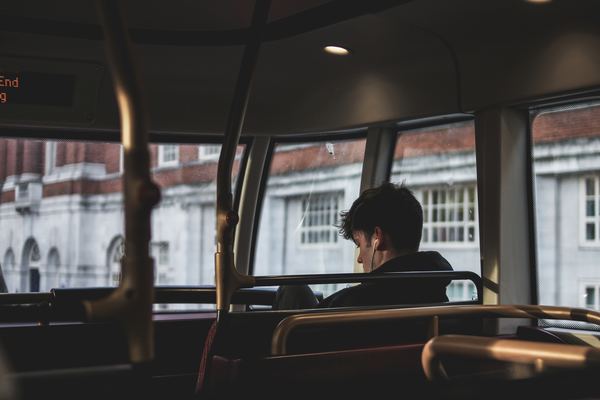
[0,103,599,309]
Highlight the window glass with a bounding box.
[300,193,341,245]
[152,241,171,284]
[198,145,221,161]
[585,285,598,310]
[533,102,600,325]
[0,138,245,302]
[158,144,179,166]
[2,249,16,292]
[391,120,481,301]
[584,177,599,243]
[447,280,477,302]
[45,142,57,174]
[421,186,477,244]
[254,138,366,297]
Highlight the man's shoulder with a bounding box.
[318,251,454,308]
[319,285,371,308]
[380,251,453,272]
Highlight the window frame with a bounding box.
[157,144,179,167]
[447,280,477,302]
[198,144,221,161]
[579,279,600,310]
[108,237,124,286]
[581,175,600,247]
[119,145,124,173]
[151,241,170,267]
[297,191,343,249]
[44,141,57,175]
[152,241,171,285]
[248,130,368,276]
[0,128,251,292]
[531,101,600,312]
[419,185,479,249]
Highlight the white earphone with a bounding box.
[370,237,379,272]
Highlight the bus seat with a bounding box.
[207,307,483,359]
[196,308,484,395]
[516,325,567,344]
[202,343,429,396]
[194,319,217,394]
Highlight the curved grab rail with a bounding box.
[271,304,600,356]
[254,270,479,285]
[214,0,270,318]
[84,0,160,364]
[255,270,482,302]
[422,334,600,381]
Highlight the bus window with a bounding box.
[253,137,366,297]
[533,102,600,322]
[150,142,244,293]
[0,138,245,300]
[391,120,481,302]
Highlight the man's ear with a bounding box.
[373,226,384,250]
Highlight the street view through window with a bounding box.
[2,104,599,310]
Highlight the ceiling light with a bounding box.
[324,46,350,56]
[526,0,552,3]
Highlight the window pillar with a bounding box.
[235,137,270,275]
[359,127,395,192]
[475,107,536,307]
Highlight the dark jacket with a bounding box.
[319,251,453,308]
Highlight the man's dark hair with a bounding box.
[338,183,423,251]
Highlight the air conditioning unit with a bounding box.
[15,182,42,213]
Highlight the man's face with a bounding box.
[352,230,374,273]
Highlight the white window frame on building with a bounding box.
[119,145,124,173]
[3,249,15,292]
[45,141,57,175]
[580,280,600,310]
[46,247,61,291]
[581,176,600,246]
[151,241,171,284]
[158,144,179,167]
[25,240,41,292]
[108,237,124,286]
[299,192,342,247]
[446,280,477,302]
[420,185,478,247]
[198,145,221,161]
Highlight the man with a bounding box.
[273,183,453,309]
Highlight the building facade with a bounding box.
[0,104,598,309]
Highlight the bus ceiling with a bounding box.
[1,0,600,134]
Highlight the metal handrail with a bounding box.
[0,293,50,305]
[0,287,278,324]
[214,0,270,318]
[0,271,481,321]
[53,287,277,305]
[255,270,482,302]
[84,0,160,364]
[0,271,479,308]
[270,304,600,356]
[421,334,600,381]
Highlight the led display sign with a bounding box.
[0,71,75,107]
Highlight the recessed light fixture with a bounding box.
[526,0,551,3]
[324,46,350,56]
